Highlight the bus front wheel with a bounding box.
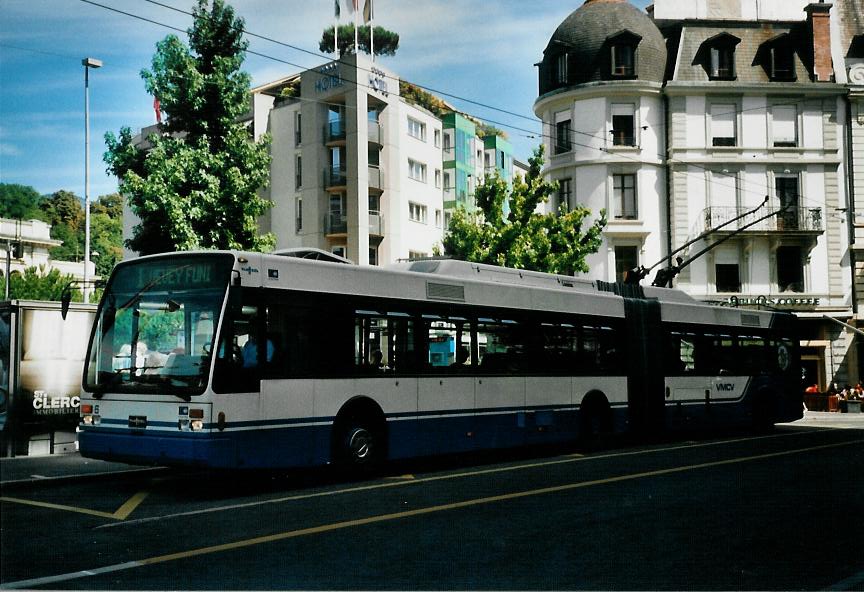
[333,407,386,469]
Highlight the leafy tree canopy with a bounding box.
[0,184,45,220]
[319,24,399,57]
[442,145,607,276]
[2,266,82,302]
[105,0,274,256]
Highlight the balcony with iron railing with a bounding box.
[325,211,347,235]
[700,206,823,234]
[324,165,348,190]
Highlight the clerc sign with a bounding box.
[728,295,821,308]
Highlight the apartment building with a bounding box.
[251,54,516,265]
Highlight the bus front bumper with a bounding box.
[78,428,234,468]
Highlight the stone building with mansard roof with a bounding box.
[534,0,862,389]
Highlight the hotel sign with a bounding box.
[368,66,389,97]
[315,63,344,94]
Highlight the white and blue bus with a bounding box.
[78,251,801,469]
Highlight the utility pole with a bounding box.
[82,57,102,304]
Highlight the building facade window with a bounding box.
[435,169,441,188]
[615,245,638,282]
[332,245,347,259]
[613,173,637,219]
[408,117,426,141]
[611,43,635,77]
[770,44,795,81]
[710,45,736,79]
[772,105,798,147]
[556,53,568,85]
[295,197,302,232]
[294,112,302,146]
[369,246,379,266]
[434,129,441,148]
[710,104,737,147]
[555,119,572,154]
[611,103,636,147]
[776,246,804,292]
[295,154,302,190]
[557,178,572,211]
[435,209,442,228]
[711,171,738,211]
[715,263,741,292]
[408,159,427,183]
[714,247,741,293]
[409,202,427,223]
[775,174,800,230]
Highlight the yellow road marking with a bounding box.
[112,491,150,520]
[0,491,149,521]
[385,474,415,481]
[6,435,856,592]
[137,438,864,567]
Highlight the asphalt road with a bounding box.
[1,424,863,590]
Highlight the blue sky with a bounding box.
[0,0,651,198]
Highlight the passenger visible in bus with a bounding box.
[370,349,385,370]
[452,346,470,367]
[242,334,274,368]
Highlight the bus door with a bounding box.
[623,298,665,437]
[417,316,475,456]
[665,331,709,429]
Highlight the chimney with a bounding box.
[805,2,833,82]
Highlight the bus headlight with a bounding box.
[191,420,204,431]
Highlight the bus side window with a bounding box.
[425,318,471,372]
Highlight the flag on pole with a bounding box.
[364,0,373,60]
[153,96,162,124]
[352,0,359,54]
[334,0,339,54]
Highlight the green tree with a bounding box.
[104,0,274,255]
[0,184,45,220]
[3,266,82,302]
[443,146,607,276]
[319,24,399,57]
[40,190,84,262]
[91,192,123,218]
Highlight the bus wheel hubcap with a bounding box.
[348,428,372,461]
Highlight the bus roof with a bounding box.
[120,251,784,329]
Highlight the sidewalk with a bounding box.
[784,409,864,430]
[0,451,164,488]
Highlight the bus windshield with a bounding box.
[83,254,235,398]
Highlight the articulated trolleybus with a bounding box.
[78,251,801,469]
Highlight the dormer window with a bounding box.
[761,34,797,81]
[771,47,795,80]
[612,44,634,76]
[608,31,641,79]
[556,53,568,85]
[698,33,740,81]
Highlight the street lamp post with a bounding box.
[82,57,102,304]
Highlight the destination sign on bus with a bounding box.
[110,255,234,294]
